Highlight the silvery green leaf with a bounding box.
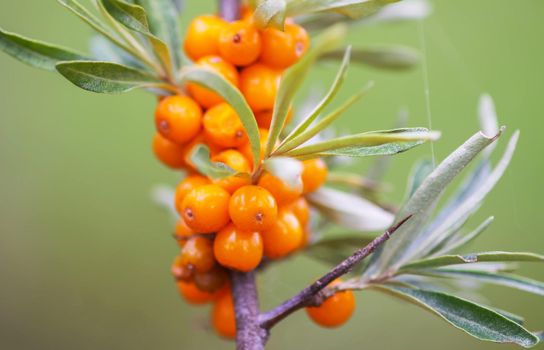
[479,94,500,156]
[55,60,161,93]
[90,35,145,69]
[366,128,503,277]
[375,285,540,348]
[263,157,303,190]
[265,23,347,158]
[404,158,433,200]
[412,131,519,259]
[430,216,494,257]
[0,27,86,71]
[307,187,394,231]
[414,269,544,297]
[189,144,238,180]
[399,252,544,272]
[253,0,287,29]
[321,46,419,70]
[286,0,401,19]
[365,0,431,24]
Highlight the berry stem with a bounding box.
[219,0,241,22]
[231,270,268,350]
[258,215,412,330]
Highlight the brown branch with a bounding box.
[231,270,268,350]
[258,215,412,330]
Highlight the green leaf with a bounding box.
[430,216,494,257]
[253,0,287,29]
[415,269,544,297]
[286,0,401,19]
[188,144,239,180]
[265,23,347,158]
[321,46,419,70]
[305,235,375,267]
[278,46,352,153]
[100,0,173,75]
[376,285,540,348]
[400,252,544,272]
[57,0,133,54]
[135,0,182,71]
[405,159,433,200]
[307,187,394,231]
[56,60,161,93]
[366,128,503,277]
[0,27,85,71]
[479,94,500,157]
[263,157,303,190]
[413,131,519,259]
[90,35,145,69]
[180,67,261,168]
[284,128,440,159]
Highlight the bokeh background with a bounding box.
[1,0,543,349]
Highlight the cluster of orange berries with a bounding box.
[152,8,354,338]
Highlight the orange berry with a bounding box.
[260,22,309,68]
[171,254,193,281]
[211,150,251,193]
[254,107,293,129]
[240,63,281,112]
[218,20,261,66]
[175,175,211,213]
[258,172,302,205]
[177,281,218,304]
[261,208,303,259]
[175,218,195,248]
[214,223,263,272]
[306,280,355,328]
[187,56,239,109]
[155,95,202,145]
[184,15,227,61]
[212,290,237,338]
[301,158,328,193]
[194,266,229,293]
[240,5,253,21]
[152,132,185,169]
[181,185,231,233]
[239,128,269,169]
[286,197,310,228]
[180,236,215,273]
[229,185,277,232]
[203,103,248,148]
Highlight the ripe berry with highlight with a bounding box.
[203,103,248,148]
[229,185,278,232]
[258,172,302,205]
[181,185,231,233]
[218,20,262,66]
[212,290,236,338]
[177,281,219,305]
[301,158,328,193]
[184,15,227,61]
[240,63,281,112]
[261,208,303,259]
[175,175,210,213]
[152,133,185,169]
[306,280,356,328]
[214,223,263,272]
[180,236,215,273]
[259,22,309,68]
[154,95,202,145]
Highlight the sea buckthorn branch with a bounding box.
[258,215,412,330]
[220,0,242,22]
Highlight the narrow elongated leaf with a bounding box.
[278,46,352,152]
[321,46,419,70]
[305,235,375,267]
[413,131,519,258]
[400,252,544,272]
[415,269,544,296]
[0,28,85,71]
[90,35,145,69]
[56,60,160,93]
[287,0,400,19]
[278,81,373,154]
[376,285,540,348]
[284,128,440,158]
[135,0,182,71]
[405,159,433,200]
[479,94,500,156]
[430,216,494,257]
[263,157,303,190]
[100,0,173,75]
[189,144,239,180]
[253,0,287,29]
[307,187,394,231]
[180,67,260,168]
[265,24,347,158]
[535,332,544,342]
[366,129,502,277]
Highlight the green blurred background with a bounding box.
[1,0,543,349]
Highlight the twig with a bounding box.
[231,271,268,350]
[258,215,412,330]
[219,0,241,22]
